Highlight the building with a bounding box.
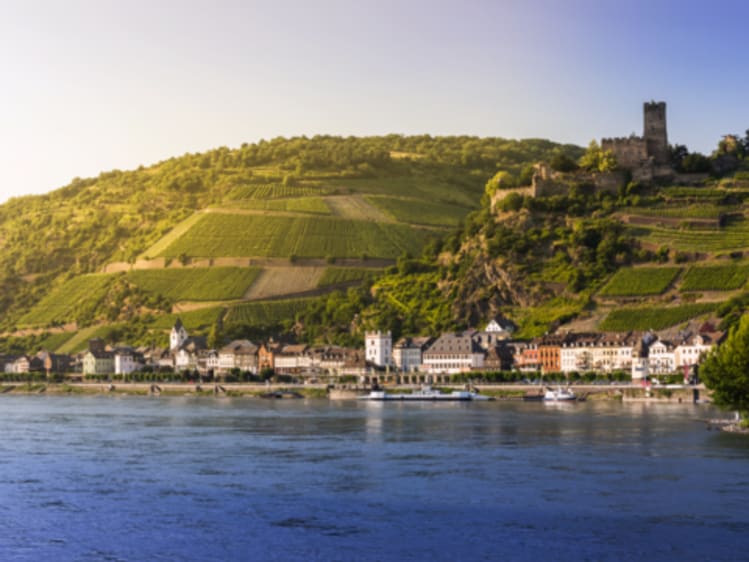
[114,347,143,375]
[82,350,115,375]
[170,318,188,351]
[422,332,485,374]
[218,340,259,374]
[601,101,671,181]
[274,344,309,374]
[392,336,432,372]
[537,334,565,374]
[365,331,392,368]
[258,341,282,372]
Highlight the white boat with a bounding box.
[543,387,577,402]
[358,385,493,402]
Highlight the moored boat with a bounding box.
[358,385,493,402]
[543,387,577,402]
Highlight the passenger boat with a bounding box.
[543,387,577,402]
[358,385,493,401]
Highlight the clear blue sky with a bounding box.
[0,0,747,201]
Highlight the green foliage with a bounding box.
[484,171,517,197]
[681,264,749,292]
[579,140,617,172]
[364,196,470,226]
[600,303,716,331]
[599,267,681,297]
[680,153,712,174]
[700,314,749,416]
[128,267,261,301]
[317,268,380,288]
[361,272,455,338]
[550,153,578,173]
[159,214,431,259]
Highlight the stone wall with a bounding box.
[601,136,647,169]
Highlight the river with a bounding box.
[0,396,747,561]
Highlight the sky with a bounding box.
[0,0,747,201]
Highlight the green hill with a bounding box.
[0,135,582,350]
[5,133,749,354]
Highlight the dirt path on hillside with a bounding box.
[103,256,394,273]
[243,267,326,300]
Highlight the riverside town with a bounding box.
[3,316,722,388]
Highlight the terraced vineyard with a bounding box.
[626,204,738,219]
[225,184,333,200]
[599,267,682,297]
[600,303,717,331]
[680,263,749,291]
[127,267,261,301]
[317,267,380,287]
[637,218,749,252]
[226,197,331,215]
[224,298,313,327]
[365,196,469,226]
[19,274,115,327]
[158,214,431,259]
[331,176,481,207]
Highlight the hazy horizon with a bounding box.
[1,0,747,202]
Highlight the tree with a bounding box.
[550,153,578,173]
[700,314,749,418]
[578,140,617,172]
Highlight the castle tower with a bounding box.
[170,318,188,351]
[365,330,392,368]
[643,101,668,165]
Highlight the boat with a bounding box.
[358,385,493,402]
[543,387,577,402]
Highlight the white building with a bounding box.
[484,317,515,340]
[365,331,392,368]
[647,339,676,375]
[170,319,188,352]
[674,333,721,369]
[114,348,142,375]
[392,337,432,372]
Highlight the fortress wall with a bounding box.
[601,137,648,169]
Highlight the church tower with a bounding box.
[643,101,668,165]
[170,318,188,351]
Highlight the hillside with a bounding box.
[0,135,582,351]
[5,132,749,354]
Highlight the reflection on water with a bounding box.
[0,396,748,561]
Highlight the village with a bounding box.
[0,316,724,385]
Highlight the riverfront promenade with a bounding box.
[0,381,707,403]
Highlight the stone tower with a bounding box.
[643,101,668,165]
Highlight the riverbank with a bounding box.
[0,382,707,403]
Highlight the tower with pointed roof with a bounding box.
[170,318,188,351]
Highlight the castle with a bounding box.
[601,101,672,181]
[490,100,696,211]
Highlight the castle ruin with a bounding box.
[601,101,671,181]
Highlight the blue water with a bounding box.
[0,396,748,561]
